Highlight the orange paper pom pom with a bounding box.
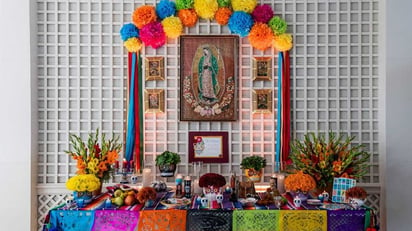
[132,5,157,29]
[215,7,232,25]
[178,9,198,27]
[248,22,274,51]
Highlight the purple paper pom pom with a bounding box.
[228,11,253,37]
[120,23,139,41]
[251,4,274,23]
[139,22,166,49]
[156,0,177,20]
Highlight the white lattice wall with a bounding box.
[36,0,382,229]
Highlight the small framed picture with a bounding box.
[144,89,165,113]
[252,57,272,81]
[145,57,165,81]
[188,131,229,163]
[252,89,272,113]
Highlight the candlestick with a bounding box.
[277,174,285,193]
[142,168,152,187]
[123,159,128,170]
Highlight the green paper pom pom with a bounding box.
[176,0,194,10]
[217,0,230,7]
[268,16,287,35]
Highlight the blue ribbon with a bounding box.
[125,53,136,161]
[275,52,283,172]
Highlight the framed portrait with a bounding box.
[180,35,239,121]
[252,57,272,81]
[188,131,229,163]
[144,89,165,113]
[145,57,165,81]
[252,89,272,113]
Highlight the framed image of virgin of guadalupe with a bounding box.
[180,35,239,121]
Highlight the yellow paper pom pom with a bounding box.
[272,33,293,52]
[132,5,157,29]
[215,7,232,25]
[231,0,257,14]
[248,22,274,51]
[162,16,183,39]
[194,0,218,19]
[124,37,143,52]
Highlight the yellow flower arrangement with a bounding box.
[284,171,316,193]
[66,174,101,192]
[65,129,122,181]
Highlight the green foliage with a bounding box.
[155,151,181,166]
[240,155,267,171]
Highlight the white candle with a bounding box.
[193,179,202,194]
[277,174,285,193]
[142,168,152,187]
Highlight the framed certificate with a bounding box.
[188,131,229,163]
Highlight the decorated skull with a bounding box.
[200,197,209,208]
[130,175,138,184]
[293,196,302,208]
[216,193,223,204]
[151,181,167,192]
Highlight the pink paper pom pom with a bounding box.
[140,22,167,49]
[251,4,274,23]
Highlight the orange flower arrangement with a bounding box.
[136,187,157,204]
[65,129,122,181]
[345,186,367,199]
[284,171,316,193]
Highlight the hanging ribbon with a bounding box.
[275,52,283,172]
[125,52,144,172]
[275,51,291,172]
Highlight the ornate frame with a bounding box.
[144,89,165,113]
[252,57,272,81]
[145,57,165,81]
[252,89,273,113]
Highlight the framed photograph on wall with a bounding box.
[180,35,239,121]
[145,57,165,81]
[252,89,272,113]
[252,57,272,81]
[189,131,229,163]
[144,89,165,113]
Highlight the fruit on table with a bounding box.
[112,196,124,206]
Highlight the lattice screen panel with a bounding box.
[36,0,382,230]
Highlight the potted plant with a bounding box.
[240,155,267,182]
[155,151,181,177]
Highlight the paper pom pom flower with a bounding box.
[272,33,293,52]
[194,0,218,19]
[132,5,157,29]
[268,16,287,35]
[217,0,230,7]
[231,0,257,14]
[156,0,177,20]
[248,22,274,51]
[120,23,139,41]
[176,0,194,10]
[178,8,198,27]
[162,16,183,38]
[228,11,253,37]
[124,37,143,52]
[140,22,167,49]
[251,4,274,23]
[215,7,232,25]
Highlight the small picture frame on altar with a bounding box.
[252,89,272,113]
[145,57,164,81]
[144,89,165,113]
[253,57,272,81]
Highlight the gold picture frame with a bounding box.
[253,57,272,81]
[144,89,165,113]
[252,89,272,113]
[145,57,165,81]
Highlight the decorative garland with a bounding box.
[120,0,292,51]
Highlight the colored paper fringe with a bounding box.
[194,0,218,19]
[120,23,139,41]
[248,22,274,51]
[251,4,274,23]
[132,5,157,29]
[139,21,166,49]
[231,0,257,14]
[215,7,232,25]
[228,11,253,37]
[178,8,198,27]
[162,16,183,38]
[156,0,176,20]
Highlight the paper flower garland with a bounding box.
[121,0,293,52]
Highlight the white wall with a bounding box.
[386,0,412,230]
[0,0,35,230]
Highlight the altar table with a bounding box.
[43,192,371,231]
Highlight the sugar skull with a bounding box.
[200,197,209,208]
[293,196,302,208]
[130,175,138,184]
[216,193,223,204]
